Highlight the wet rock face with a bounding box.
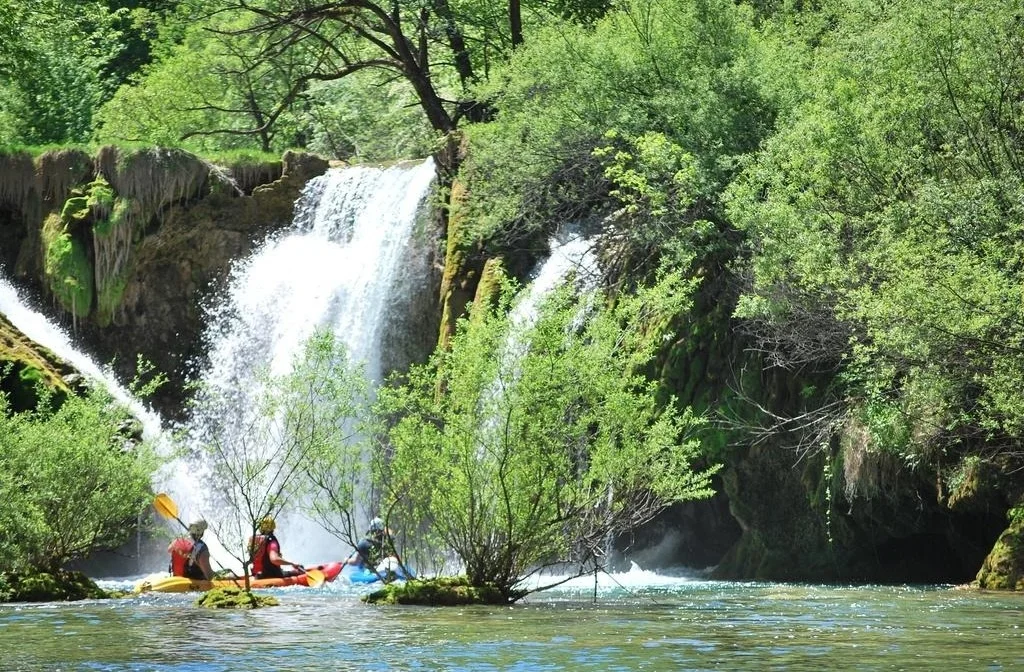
[0,148,329,419]
[79,153,330,418]
[712,441,1007,584]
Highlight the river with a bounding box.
[1,568,1020,671]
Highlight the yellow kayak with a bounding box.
[133,562,342,593]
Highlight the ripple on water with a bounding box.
[1,580,1022,670]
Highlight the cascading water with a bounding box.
[176,159,437,567]
[0,277,163,438]
[494,229,600,398]
[507,230,599,332]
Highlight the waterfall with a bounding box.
[0,277,163,437]
[508,230,599,330]
[496,229,600,392]
[176,159,437,567]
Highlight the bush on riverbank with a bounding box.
[364,577,524,606]
[0,386,159,575]
[0,570,109,602]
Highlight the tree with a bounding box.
[0,0,126,144]
[458,0,768,250]
[0,386,159,573]
[375,273,716,601]
[202,0,459,136]
[192,329,370,584]
[726,0,1024,477]
[95,9,306,151]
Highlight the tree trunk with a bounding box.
[509,0,523,49]
[432,0,475,86]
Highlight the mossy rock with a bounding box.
[42,212,94,317]
[976,508,1024,591]
[61,195,90,222]
[363,576,521,606]
[471,257,505,316]
[0,313,75,411]
[196,587,279,609]
[0,570,108,603]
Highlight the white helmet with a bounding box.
[368,517,385,534]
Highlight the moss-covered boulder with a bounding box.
[41,211,94,319]
[976,507,1024,591]
[196,587,279,609]
[0,313,79,411]
[364,576,522,606]
[0,570,108,602]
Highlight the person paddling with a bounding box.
[249,517,304,579]
[167,519,213,580]
[345,517,390,570]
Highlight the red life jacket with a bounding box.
[168,537,194,576]
[250,533,283,578]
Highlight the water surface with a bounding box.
[1,570,1020,671]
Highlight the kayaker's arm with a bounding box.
[268,545,303,572]
[196,547,215,580]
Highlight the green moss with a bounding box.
[0,571,108,603]
[61,195,89,221]
[42,213,93,317]
[195,587,280,609]
[86,177,115,220]
[976,508,1024,591]
[95,274,128,328]
[363,576,521,606]
[438,179,483,351]
[0,314,73,411]
[471,257,505,316]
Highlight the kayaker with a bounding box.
[249,517,305,579]
[167,519,213,580]
[345,517,390,570]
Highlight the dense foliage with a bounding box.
[3,0,1023,585]
[0,387,158,573]
[727,0,1024,479]
[375,274,715,599]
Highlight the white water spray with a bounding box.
[175,160,437,567]
[0,277,163,438]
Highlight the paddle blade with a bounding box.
[153,493,179,521]
[305,569,326,587]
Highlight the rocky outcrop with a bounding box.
[0,312,81,411]
[976,506,1024,590]
[0,146,328,416]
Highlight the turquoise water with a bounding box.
[1,569,1021,671]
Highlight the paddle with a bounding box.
[304,568,326,587]
[153,492,188,531]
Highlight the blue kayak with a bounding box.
[342,557,414,584]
